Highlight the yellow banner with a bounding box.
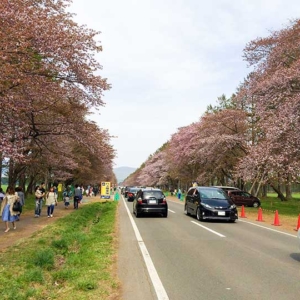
[100,182,111,199]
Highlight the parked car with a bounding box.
[127,187,139,202]
[133,188,168,218]
[184,186,238,222]
[227,190,261,207]
[213,186,240,195]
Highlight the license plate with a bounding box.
[149,200,157,204]
[218,211,225,216]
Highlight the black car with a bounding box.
[184,186,238,222]
[127,187,139,202]
[124,186,134,198]
[133,188,168,218]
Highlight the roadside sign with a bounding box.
[101,182,111,199]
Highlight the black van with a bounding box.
[184,186,238,222]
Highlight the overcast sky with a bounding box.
[69,0,300,169]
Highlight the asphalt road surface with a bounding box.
[117,195,300,300]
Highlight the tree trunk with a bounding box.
[286,173,293,200]
[0,152,2,187]
[262,184,267,197]
[277,173,282,199]
[269,182,287,201]
[8,159,14,187]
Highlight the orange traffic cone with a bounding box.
[256,207,264,222]
[294,214,300,231]
[240,205,246,218]
[272,210,281,226]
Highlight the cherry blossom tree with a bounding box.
[0,0,115,187]
[235,19,300,199]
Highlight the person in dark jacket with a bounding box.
[73,184,82,209]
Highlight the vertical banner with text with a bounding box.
[100,182,111,199]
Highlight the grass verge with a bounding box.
[0,201,120,300]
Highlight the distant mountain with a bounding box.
[113,166,136,183]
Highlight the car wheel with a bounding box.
[196,207,201,221]
[229,219,236,223]
[184,204,190,216]
[163,210,168,218]
[135,210,141,218]
[253,201,260,208]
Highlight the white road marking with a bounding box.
[122,196,169,300]
[191,221,226,237]
[168,209,175,213]
[238,219,297,238]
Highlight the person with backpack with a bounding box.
[1,186,19,232]
[74,184,82,210]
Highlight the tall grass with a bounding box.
[0,201,120,300]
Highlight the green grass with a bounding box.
[0,201,120,300]
[259,193,300,216]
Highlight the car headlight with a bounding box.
[201,203,212,209]
[230,204,236,209]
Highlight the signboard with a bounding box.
[101,182,111,199]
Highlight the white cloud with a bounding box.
[70,0,300,168]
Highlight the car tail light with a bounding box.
[128,193,133,197]
[162,197,166,204]
[138,198,142,204]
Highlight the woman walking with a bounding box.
[15,186,25,220]
[0,186,19,232]
[46,187,57,218]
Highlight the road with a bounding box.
[117,195,300,300]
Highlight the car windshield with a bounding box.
[129,188,139,193]
[199,188,228,200]
[143,191,164,199]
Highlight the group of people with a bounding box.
[62,184,83,209]
[0,182,84,233]
[34,183,58,218]
[0,186,25,232]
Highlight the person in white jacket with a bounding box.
[45,186,58,218]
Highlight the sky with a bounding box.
[68,0,300,169]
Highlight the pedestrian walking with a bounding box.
[177,188,182,200]
[35,183,45,217]
[15,186,25,220]
[0,188,5,208]
[74,184,82,209]
[0,186,19,232]
[45,187,57,218]
[63,186,72,208]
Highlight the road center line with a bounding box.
[122,196,169,300]
[191,221,226,237]
[168,209,175,213]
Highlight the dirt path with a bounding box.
[0,197,103,252]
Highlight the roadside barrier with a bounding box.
[257,207,264,222]
[240,205,247,218]
[294,214,300,231]
[272,210,281,226]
